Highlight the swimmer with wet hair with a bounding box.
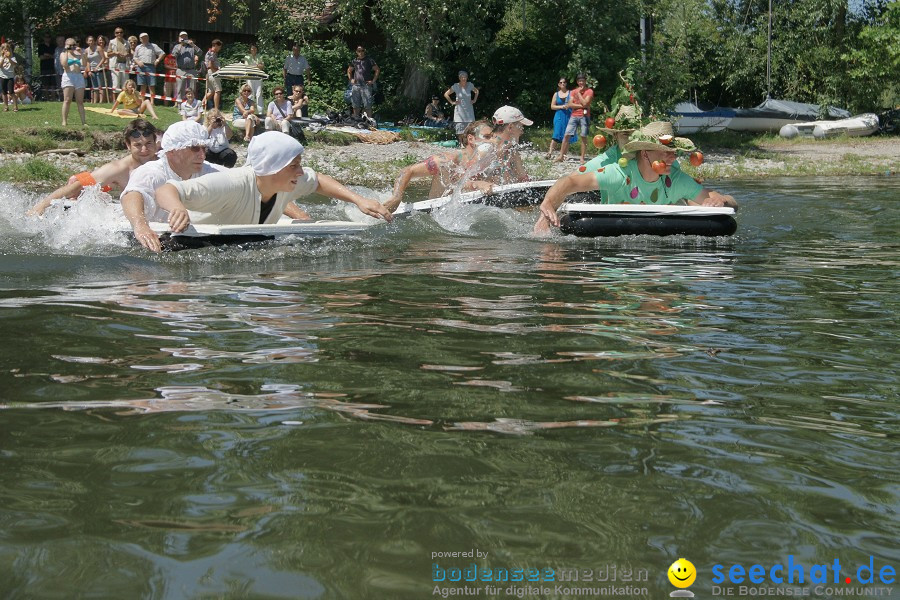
[27,119,160,216]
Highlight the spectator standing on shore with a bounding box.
[172,32,200,102]
[96,36,112,103]
[546,77,573,159]
[244,43,265,113]
[107,27,128,93]
[38,33,56,100]
[265,86,293,133]
[134,33,164,105]
[0,43,17,112]
[163,48,177,106]
[0,42,19,112]
[179,88,203,122]
[444,70,479,146]
[204,109,237,168]
[59,38,87,126]
[84,36,102,103]
[283,44,310,90]
[125,36,138,84]
[556,73,593,163]
[204,39,223,111]
[53,35,66,100]
[347,45,378,119]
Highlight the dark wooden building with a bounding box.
[66,0,265,51]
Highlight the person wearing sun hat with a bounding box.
[535,121,737,234]
[581,109,684,202]
[154,131,392,235]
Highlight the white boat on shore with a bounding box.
[779,113,880,139]
[726,99,851,133]
[672,102,735,134]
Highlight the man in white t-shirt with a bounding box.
[155,132,392,233]
[121,121,226,251]
[283,44,310,90]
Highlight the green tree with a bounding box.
[842,0,900,109]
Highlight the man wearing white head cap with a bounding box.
[121,120,228,252]
[154,131,392,236]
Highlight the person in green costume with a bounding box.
[535,121,737,234]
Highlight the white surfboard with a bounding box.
[393,179,557,216]
[146,220,373,250]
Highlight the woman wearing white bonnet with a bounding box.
[155,131,392,234]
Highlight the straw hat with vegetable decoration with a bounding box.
[623,121,697,156]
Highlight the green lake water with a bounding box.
[0,177,897,599]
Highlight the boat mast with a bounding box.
[766,0,772,99]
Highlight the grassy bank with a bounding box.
[1,103,895,189]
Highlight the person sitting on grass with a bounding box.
[289,85,309,119]
[424,96,448,127]
[383,120,495,213]
[110,78,159,119]
[233,84,260,142]
[265,86,294,133]
[27,119,159,216]
[179,88,203,123]
[534,121,737,235]
[154,131,391,236]
[13,75,33,105]
[203,109,237,168]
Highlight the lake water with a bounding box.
[0,177,897,599]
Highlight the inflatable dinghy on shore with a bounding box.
[559,203,737,238]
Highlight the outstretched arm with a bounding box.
[534,172,599,234]
[384,160,437,213]
[122,191,162,252]
[316,173,392,222]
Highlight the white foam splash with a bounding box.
[1,183,131,253]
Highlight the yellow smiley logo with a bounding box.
[668,558,697,588]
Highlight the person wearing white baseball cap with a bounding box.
[492,105,533,127]
[479,105,533,184]
[154,131,392,236]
